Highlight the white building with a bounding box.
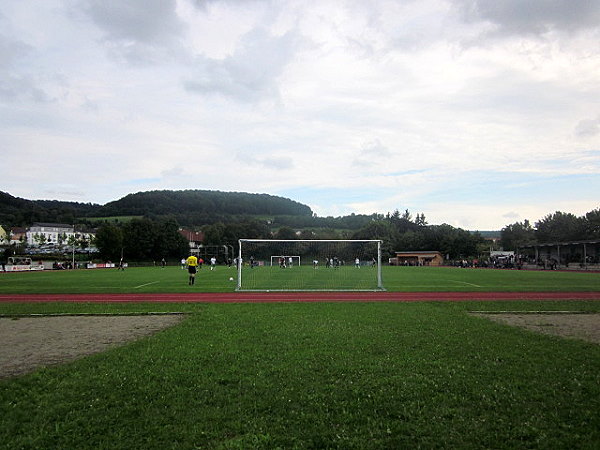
[26,223,94,248]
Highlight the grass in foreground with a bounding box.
[1,265,600,294]
[1,302,600,449]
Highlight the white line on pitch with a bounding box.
[450,280,481,287]
[134,281,159,289]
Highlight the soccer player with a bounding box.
[210,256,216,271]
[186,254,199,285]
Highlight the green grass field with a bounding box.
[1,267,600,448]
[1,265,600,294]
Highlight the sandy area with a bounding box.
[0,315,185,379]
[1,312,597,380]
[471,313,600,344]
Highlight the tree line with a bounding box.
[196,209,485,261]
[94,218,189,262]
[92,209,485,262]
[73,207,600,263]
[500,209,600,250]
[5,189,598,261]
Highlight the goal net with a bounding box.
[238,239,384,291]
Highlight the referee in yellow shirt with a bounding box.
[186,254,199,285]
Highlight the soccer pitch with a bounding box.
[1,265,600,294]
[1,267,600,448]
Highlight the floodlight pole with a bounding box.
[72,223,75,270]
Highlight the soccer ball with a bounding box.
[229,277,234,281]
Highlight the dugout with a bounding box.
[390,251,444,266]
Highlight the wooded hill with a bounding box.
[0,190,315,228]
[0,191,99,227]
[98,190,313,223]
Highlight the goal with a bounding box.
[237,239,384,291]
[270,255,301,267]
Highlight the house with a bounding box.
[179,229,205,249]
[10,227,27,246]
[0,225,7,245]
[389,251,444,266]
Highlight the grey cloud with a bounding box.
[261,156,294,170]
[575,116,600,138]
[237,152,294,170]
[80,0,185,63]
[361,139,392,158]
[352,139,392,168]
[502,211,521,220]
[448,70,592,117]
[190,0,267,10]
[0,34,51,102]
[184,28,297,102]
[0,34,31,67]
[161,167,185,178]
[43,188,85,199]
[453,0,600,36]
[0,75,51,102]
[82,0,183,43]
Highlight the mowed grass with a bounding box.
[1,302,600,449]
[1,265,600,294]
[1,268,600,448]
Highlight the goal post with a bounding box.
[237,239,384,291]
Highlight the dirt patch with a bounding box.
[0,315,185,379]
[471,313,600,344]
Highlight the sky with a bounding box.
[1,0,599,230]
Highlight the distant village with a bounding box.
[0,223,97,254]
[0,222,205,261]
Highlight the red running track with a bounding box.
[1,292,599,303]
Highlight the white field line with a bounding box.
[450,280,481,288]
[133,281,160,289]
[0,312,186,317]
[388,285,481,289]
[469,311,594,314]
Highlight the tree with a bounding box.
[202,223,227,245]
[415,213,428,227]
[500,220,535,250]
[387,209,419,234]
[274,226,297,240]
[95,223,124,260]
[535,212,586,243]
[153,219,189,260]
[33,233,47,246]
[351,221,396,257]
[57,232,67,248]
[584,208,600,238]
[421,224,483,259]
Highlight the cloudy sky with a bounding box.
[1,0,599,230]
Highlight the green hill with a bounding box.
[0,191,99,226]
[96,190,313,218]
[0,190,313,227]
